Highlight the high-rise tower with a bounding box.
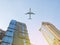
[1,20,31,45]
[39,22,60,45]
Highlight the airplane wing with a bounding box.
[25,12,35,15]
[31,12,35,14]
[25,12,30,15]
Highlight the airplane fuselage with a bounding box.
[25,8,35,19]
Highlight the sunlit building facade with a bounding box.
[1,20,31,45]
[39,22,60,45]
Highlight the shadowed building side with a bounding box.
[0,29,5,44]
[39,22,60,45]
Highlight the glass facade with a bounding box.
[1,20,30,45]
[1,20,16,45]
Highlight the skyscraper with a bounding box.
[39,22,60,45]
[1,20,31,45]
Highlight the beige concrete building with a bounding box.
[12,21,31,45]
[39,22,60,45]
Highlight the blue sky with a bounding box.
[0,0,60,45]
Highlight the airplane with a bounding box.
[25,8,35,19]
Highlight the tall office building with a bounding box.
[39,22,60,45]
[1,20,31,45]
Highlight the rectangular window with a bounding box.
[2,36,13,44]
[5,31,14,37]
[9,24,16,29]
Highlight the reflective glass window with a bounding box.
[10,20,16,25]
[5,31,14,37]
[1,43,11,45]
[8,29,15,32]
[9,24,16,29]
[1,43,8,45]
[2,36,13,44]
